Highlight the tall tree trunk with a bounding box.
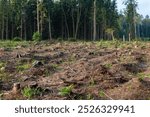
[61,13,64,39]
[93,0,96,41]
[71,8,75,38]
[21,15,23,39]
[84,16,86,40]
[1,14,4,40]
[24,18,27,40]
[37,0,40,33]
[129,33,131,42]
[11,21,14,39]
[40,12,43,39]
[48,13,52,40]
[62,6,69,39]
[6,15,8,39]
[75,5,81,39]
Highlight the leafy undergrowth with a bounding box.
[1,40,150,100]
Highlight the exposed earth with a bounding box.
[0,41,150,100]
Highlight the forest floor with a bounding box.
[1,40,150,100]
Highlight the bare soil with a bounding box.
[0,41,150,100]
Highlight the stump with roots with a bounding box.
[12,82,21,94]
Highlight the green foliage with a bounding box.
[57,38,64,41]
[104,63,112,69]
[44,64,60,77]
[0,62,5,68]
[137,73,150,81]
[32,32,41,41]
[51,64,59,70]
[13,37,22,41]
[59,85,74,96]
[0,71,10,82]
[89,77,95,86]
[99,90,105,98]
[16,64,30,72]
[96,40,122,48]
[67,55,76,63]
[87,94,94,100]
[21,87,41,99]
[0,0,150,40]
[0,41,30,48]
[68,38,77,42]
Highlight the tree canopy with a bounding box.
[0,0,149,41]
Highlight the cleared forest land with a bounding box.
[0,40,150,100]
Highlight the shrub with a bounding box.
[13,37,22,41]
[21,87,41,99]
[16,64,30,72]
[32,32,41,41]
[59,85,73,96]
[57,37,63,41]
[68,38,77,42]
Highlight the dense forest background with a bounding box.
[0,0,150,41]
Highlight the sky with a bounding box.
[117,0,150,17]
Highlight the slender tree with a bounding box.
[93,0,96,40]
[124,0,138,40]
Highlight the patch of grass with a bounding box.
[51,64,60,70]
[0,40,30,48]
[96,40,123,49]
[44,64,61,77]
[0,62,6,68]
[99,90,105,98]
[67,55,76,63]
[89,77,96,86]
[87,94,94,100]
[104,63,112,69]
[44,69,52,77]
[68,38,77,42]
[127,85,132,90]
[141,45,147,49]
[21,87,41,99]
[137,73,150,81]
[16,64,31,72]
[59,85,74,96]
[95,40,149,50]
[13,37,22,41]
[0,71,10,82]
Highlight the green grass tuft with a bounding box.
[16,64,31,72]
[21,87,41,99]
[59,85,74,96]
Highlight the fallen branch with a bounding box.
[103,91,114,100]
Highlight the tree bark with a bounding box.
[24,17,27,40]
[37,0,40,33]
[40,12,43,39]
[21,14,23,39]
[6,15,8,39]
[71,8,75,38]
[93,0,96,41]
[1,14,4,40]
[75,5,81,39]
[48,13,52,40]
[61,4,69,39]
[84,16,86,40]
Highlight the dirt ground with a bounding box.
[0,41,150,100]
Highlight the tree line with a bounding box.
[0,0,150,41]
